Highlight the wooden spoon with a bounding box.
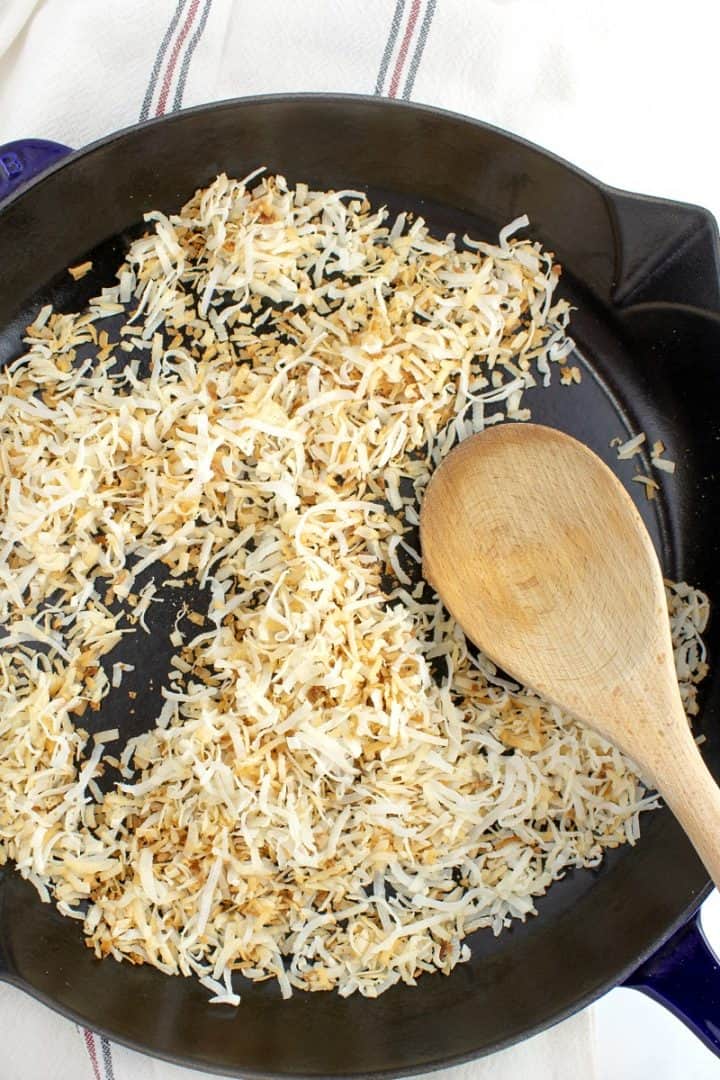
[420,422,720,886]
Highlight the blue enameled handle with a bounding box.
[625,909,720,1056]
[0,138,73,202]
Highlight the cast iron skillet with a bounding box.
[1,95,720,1077]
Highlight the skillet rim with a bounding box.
[1,91,718,228]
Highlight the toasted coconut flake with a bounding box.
[93,728,120,744]
[632,474,660,499]
[615,432,646,459]
[650,440,676,474]
[652,457,676,474]
[68,261,93,281]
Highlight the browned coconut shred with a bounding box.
[0,171,709,1004]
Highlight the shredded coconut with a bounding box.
[68,260,93,281]
[612,431,677,479]
[0,172,709,1003]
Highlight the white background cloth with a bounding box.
[1,1,719,1077]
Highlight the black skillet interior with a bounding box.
[0,96,719,1077]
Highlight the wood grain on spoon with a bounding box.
[420,423,720,887]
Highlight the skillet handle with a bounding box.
[624,909,720,1057]
[609,190,720,315]
[0,139,73,202]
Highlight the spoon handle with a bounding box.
[648,722,720,890]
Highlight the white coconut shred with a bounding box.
[0,172,709,1003]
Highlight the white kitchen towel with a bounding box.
[0,1,716,1078]
[1,0,720,219]
[0,977,598,1080]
